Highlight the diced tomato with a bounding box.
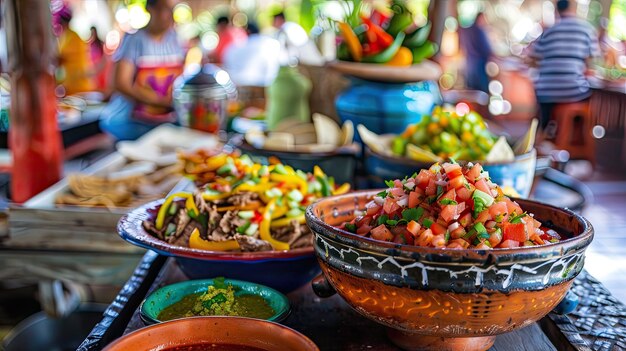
[502,222,528,242]
[371,224,394,241]
[408,191,421,208]
[475,242,491,249]
[407,220,421,236]
[448,175,466,190]
[498,239,521,248]
[474,179,492,195]
[443,163,463,179]
[425,179,437,196]
[356,215,373,227]
[504,198,523,215]
[416,170,434,189]
[489,202,509,221]
[458,212,472,227]
[456,184,474,202]
[383,197,400,214]
[431,234,447,247]
[440,202,466,223]
[356,225,374,236]
[389,187,405,198]
[415,229,434,247]
[466,163,483,182]
[391,226,414,245]
[439,188,456,203]
[394,179,404,188]
[488,229,503,247]
[450,226,466,239]
[430,222,447,236]
[475,210,492,223]
[366,203,382,216]
[448,238,470,249]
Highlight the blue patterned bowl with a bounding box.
[306,190,593,350]
[118,199,319,293]
[365,147,537,198]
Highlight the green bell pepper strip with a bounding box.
[362,32,406,64]
[412,41,438,64]
[403,22,432,48]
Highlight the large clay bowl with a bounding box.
[365,147,537,198]
[305,191,593,351]
[102,316,319,351]
[119,199,319,293]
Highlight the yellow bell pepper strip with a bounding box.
[155,192,199,230]
[313,165,326,178]
[385,46,413,66]
[189,228,240,251]
[361,32,406,64]
[260,200,290,251]
[271,205,288,219]
[332,183,351,195]
[269,173,308,195]
[338,22,362,62]
[205,154,228,171]
[201,191,232,201]
[270,214,306,228]
[234,183,272,194]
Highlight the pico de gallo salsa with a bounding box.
[340,162,562,249]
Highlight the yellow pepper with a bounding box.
[270,214,306,228]
[271,205,288,219]
[155,192,199,230]
[189,228,240,251]
[205,154,228,171]
[338,22,362,62]
[269,174,307,194]
[313,165,325,178]
[202,192,232,201]
[260,200,290,251]
[216,201,262,212]
[332,183,351,195]
[235,183,272,194]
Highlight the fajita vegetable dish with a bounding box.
[340,161,562,249]
[143,154,350,252]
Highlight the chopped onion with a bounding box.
[373,196,385,205]
[404,181,415,190]
[435,180,447,186]
[448,222,460,232]
[396,195,408,207]
[491,189,498,197]
[354,210,365,217]
[485,221,497,229]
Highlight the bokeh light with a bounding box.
[486,61,500,77]
[592,125,606,139]
[455,102,470,116]
[173,3,193,24]
[128,3,150,29]
[201,31,219,51]
[232,12,248,27]
[488,80,504,96]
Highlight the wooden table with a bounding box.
[589,79,626,170]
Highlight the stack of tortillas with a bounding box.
[245,113,354,152]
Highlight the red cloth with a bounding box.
[214,27,247,63]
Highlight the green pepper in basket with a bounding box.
[362,32,406,64]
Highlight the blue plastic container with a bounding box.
[335,79,442,140]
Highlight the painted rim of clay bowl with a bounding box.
[139,278,291,325]
[102,316,319,351]
[119,199,314,262]
[305,190,593,265]
[365,146,537,167]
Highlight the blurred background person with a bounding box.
[529,0,600,132]
[88,26,112,97]
[459,12,493,93]
[57,8,95,95]
[211,16,247,64]
[272,12,324,66]
[223,23,280,87]
[100,0,184,141]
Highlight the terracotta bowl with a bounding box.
[305,191,593,351]
[102,316,319,351]
[119,199,318,293]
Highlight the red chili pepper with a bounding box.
[370,9,391,27]
[251,211,264,223]
[361,16,394,49]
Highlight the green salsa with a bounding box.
[157,285,275,321]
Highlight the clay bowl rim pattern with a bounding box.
[139,278,291,325]
[119,199,314,262]
[364,145,537,168]
[102,316,320,351]
[305,190,593,262]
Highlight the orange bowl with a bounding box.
[103,317,318,351]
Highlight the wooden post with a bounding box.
[4,0,62,203]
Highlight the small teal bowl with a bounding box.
[139,278,291,325]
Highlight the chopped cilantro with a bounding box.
[236,221,251,234]
[411,172,418,179]
[345,223,357,232]
[402,208,421,221]
[510,212,528,224]
[477,232,490,240]
[440,198,458,206]
[384,180,395,188]
[422,218,433,228]
[444,231,451,242]
[377,214,389,226]
[386,219,407,226]
[436,185,444,199]
[472,189,494,216]
[376,190,388,198]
